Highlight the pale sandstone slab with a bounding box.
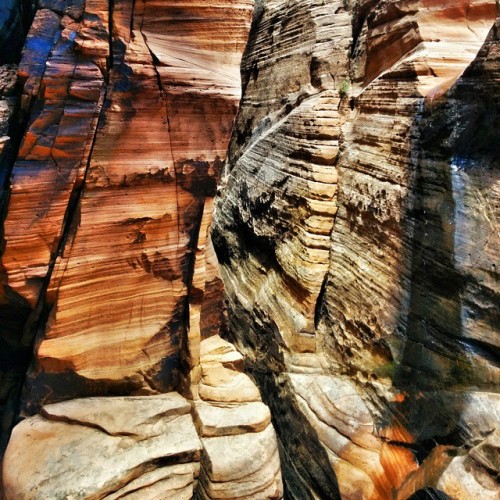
[105,463,199,500]
[199,364,261,403]
[41,391,192,436]
[198,424,283,499]
[2,394,201,500]
[194,400,271,437]
[200,334,245,369]
[290,374,378,449]
[197,450,282,499]
[436,431,500,500]
[194,325,283,498]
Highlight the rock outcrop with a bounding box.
[213,0,499,498]
[3,385,283,500]
[0,0,252,420]
[2,341,283,500]
[1,0,254,410]
[2,393,203,499]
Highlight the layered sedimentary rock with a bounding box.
[213,0,499,498]
[2,340,283,499]
[2,393,203,499]
[0,0,108,450]
[1,1,285,498]
[194,335,283,499]
[0,0,253,414]
[1,0,499,498]
[19,0,253,406]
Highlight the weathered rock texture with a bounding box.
[2,386,282,500]
[0,0,251,421]
[213,0,499,498]
[0,0,284,499]
[1,0,499,499]
[3,393,203,499]
[1,0,253,410]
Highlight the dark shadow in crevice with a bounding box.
[222,301,340,500]
[408,488,452,500]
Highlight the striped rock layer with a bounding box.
[213,1,499,499]
[0,0,499,499]
[1,1,283,499]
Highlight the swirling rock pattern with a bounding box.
[1,1,284,498]
[213,0,499,498]
[1,0,499,498]
[0,0,253,411]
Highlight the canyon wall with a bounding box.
[213,0,499,498]
[0,0,498,499]
[1,0,283,498]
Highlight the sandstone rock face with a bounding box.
[213,0,499,498]
[0,0,253,419]
[1,0,499,498]
[2,0,250,408]
[2,346,283,499]
[1,0,284,498]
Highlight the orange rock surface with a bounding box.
[213,0,499,498]
[1,0,499,499]
[0,0,253,408]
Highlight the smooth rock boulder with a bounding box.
[194,400,271,437]
[2,393,202,500]
[193,335,283,499]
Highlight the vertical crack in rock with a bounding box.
[137,15,204,394]
[1,3,284,498]
[0,13,36,458]
[138,20,181,257]
[1,1,498,499]
[0,0,111,442]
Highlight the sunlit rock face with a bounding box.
[1,0,285,498]
[213,0,499,498]
[1,0,498,498]
[0,0,252,410]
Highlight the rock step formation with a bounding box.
[2,393,202,500]
[194,335,283,500]
[2,337,283,499]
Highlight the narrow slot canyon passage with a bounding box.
[0,1,499,499]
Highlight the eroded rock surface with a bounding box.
[213,0,499,498]
[1,0,499,499]
[2,393,202,499]
[194,335,283,499]
[0,0,253,423]
[2,349,283,500]
[0,0,285,498]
